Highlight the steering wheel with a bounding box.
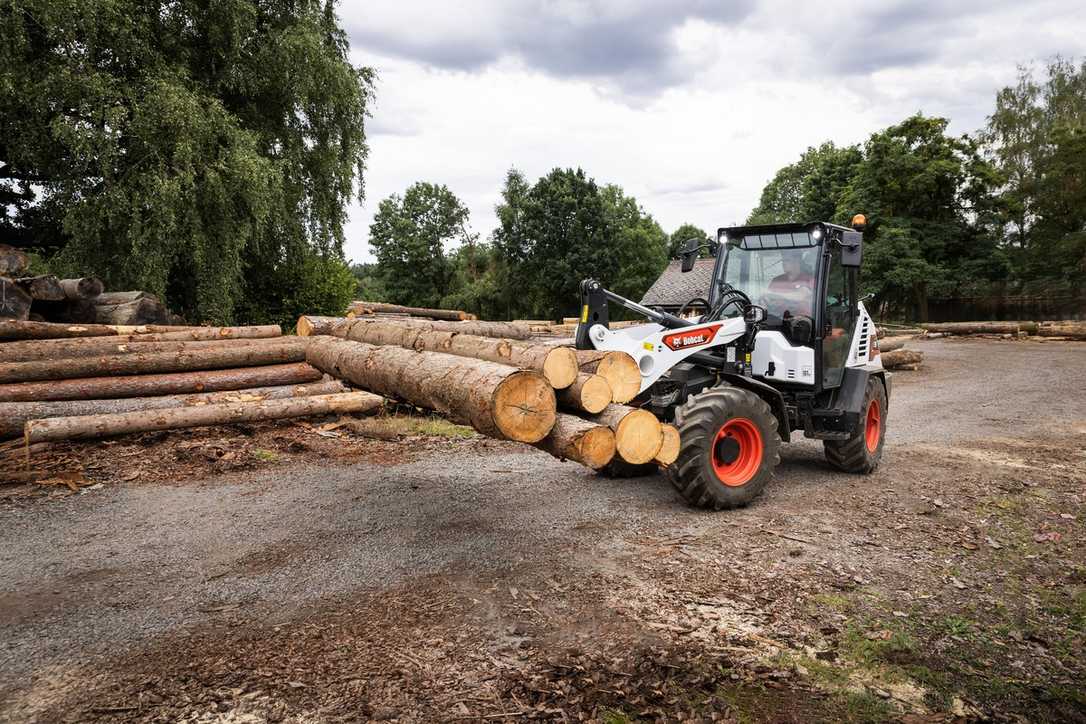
[677,296,711,318]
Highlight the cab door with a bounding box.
[820,244,856,389]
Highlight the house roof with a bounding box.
[640,258,716,308]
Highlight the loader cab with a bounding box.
[697,220,864,392]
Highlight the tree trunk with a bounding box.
[0,337,309,384]
[0,277,32,320]
[920,322,1021,335]
[556,373,611,414]
[95,291,157,305]
[0,362,323,402]
[94,297,169,325]
[582,405,662,465]
[307,337,556,443]
[0,380,348,437]
[347,301,472,321]
[58,277,104,300]
[309,317,578,389]
[15,275,64,301]
[575,350,641,403]
[880,349,924,369]
[654,424,680,466]
[296,315,530,341]
[877,336,911,353]
[0,245,28,276]
[0,336,293,363]
[1037,323,1086,340]
[532,413,615,469]
[24,391,384,444]
[0,320,279,341]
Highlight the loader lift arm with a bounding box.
[575,279,693,350]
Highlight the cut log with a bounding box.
[347,301,472,321]
[310,317,578,389]
[0,336,296,363]
[0,380,348,437]
[1037,323,1086,340]
[0,320,279,341]
[307,337,556,443]
[58,277,104,300]
[575,350,641,404]
[532,413,616,469]
[0,362,322,402]
[296,314,531,341]
[0,245,28,276]
[557,373,611,414]
[654,424,680,466]
[24,391,383,444]
[920,322,1020,335]
[881,349,924,369]
[15,275,64,301]
[583,405,662,465]
[0,277,33,320]
[94,297,169,325]
[95,291,158,305]
[877,336,912,353]
[0,337,309,384]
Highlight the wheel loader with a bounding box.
[574,215,889,509]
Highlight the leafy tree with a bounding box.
[441,243,506,320]
[601,184,668,303]
[747,142,861,224]
[0,0,373,325]
[667,223,709,259]
[367,182,470,308]
[490,168,534,318]
[350,262,388,301]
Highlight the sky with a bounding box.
[337,0,1086,264]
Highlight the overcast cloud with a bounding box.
[339,0,1085,263]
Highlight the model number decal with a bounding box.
[662,324,722,351]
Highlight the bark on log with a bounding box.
[556,373,611,414]
[24,391,383,444]
[58,277,104,300]
[0,380,348,438]
[0,337,309,384]
[920,322,1020,335]
[881,349,924,369]
[347,301,472,321]
[1037,323,1086,340]
[575,350,641,404]
[296,314,530,341]
[583,405,662,465]
[94,298,169,325]
[0,320,279,341]
[309,317,578,389]
[0,245,28,276]
[0,277,33,320]
[877,336,912,353]
[0,336,294,363]
[15,275,64,301]
[654,424,680,466]
[95,291,157,305]
[0,362,322,402]
[307,337,556,443]
[532,413,616,469]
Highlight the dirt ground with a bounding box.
[1,338,1084,723]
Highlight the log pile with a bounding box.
[347,301,476,322]
[917,320,1084,340]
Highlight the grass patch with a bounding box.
[364,414,476,439]
[810,592,855,613]
[251,448,279,462]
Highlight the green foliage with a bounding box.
[367,182,469,307]
[235,250,356,327]
[668,222,709,259]
[0,0,373,324]
[600,184,669,303]
[747,142,862,225]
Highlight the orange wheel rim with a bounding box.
[711,418,763,487]
[864,399,881,453]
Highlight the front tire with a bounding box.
[665,385,781,510]
[824,377,887,473]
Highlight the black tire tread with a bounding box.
[824,377,887,473]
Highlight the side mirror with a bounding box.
[679,237,700,272]
[840,230,863,267]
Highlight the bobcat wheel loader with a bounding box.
[575,215,890,510]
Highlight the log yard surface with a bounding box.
[2,337,1085,723]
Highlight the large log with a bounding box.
[0,362,322,402]
[307,337,556,443]
[654,424,680,466]
[557,373,611,414]
[24,391,383,444]
[575,350,641,404]
[0,336,294,363]
[0,380,348,438]
[1037,323,1086,340]
[877,336,912,353]
[881,349,924,369]
[920,322,1020,335]
[532,413,616,470]
[0,245,28,276]
[296,314,530,341]
[15,275,64,301]
[94,297,169,325]
[0,337,309,383]
[0,277,33,320]
[308,317,578,389]
[347,301,473,321]
[583,405,662,465]
[58,277,104,300]
[95,291,157,305]
[0,320,279,341]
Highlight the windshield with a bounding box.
[717,244,818,322]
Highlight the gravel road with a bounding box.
[1,338,1083,722]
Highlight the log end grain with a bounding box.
[597,352,641,404]
[542,346,579,389]
[561,373,611,414]
[654,424,680,466]
[490,370,557,443]
[614,408,663,464]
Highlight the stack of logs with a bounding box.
[877,333,924,371]
[919,320,1086,340]
[346,301,476,322]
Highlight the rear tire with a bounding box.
[824,377,887,473]
[665,385,781,510]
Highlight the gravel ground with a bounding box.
[1,338,1084,722]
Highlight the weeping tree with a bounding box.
[0,1,372,325]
